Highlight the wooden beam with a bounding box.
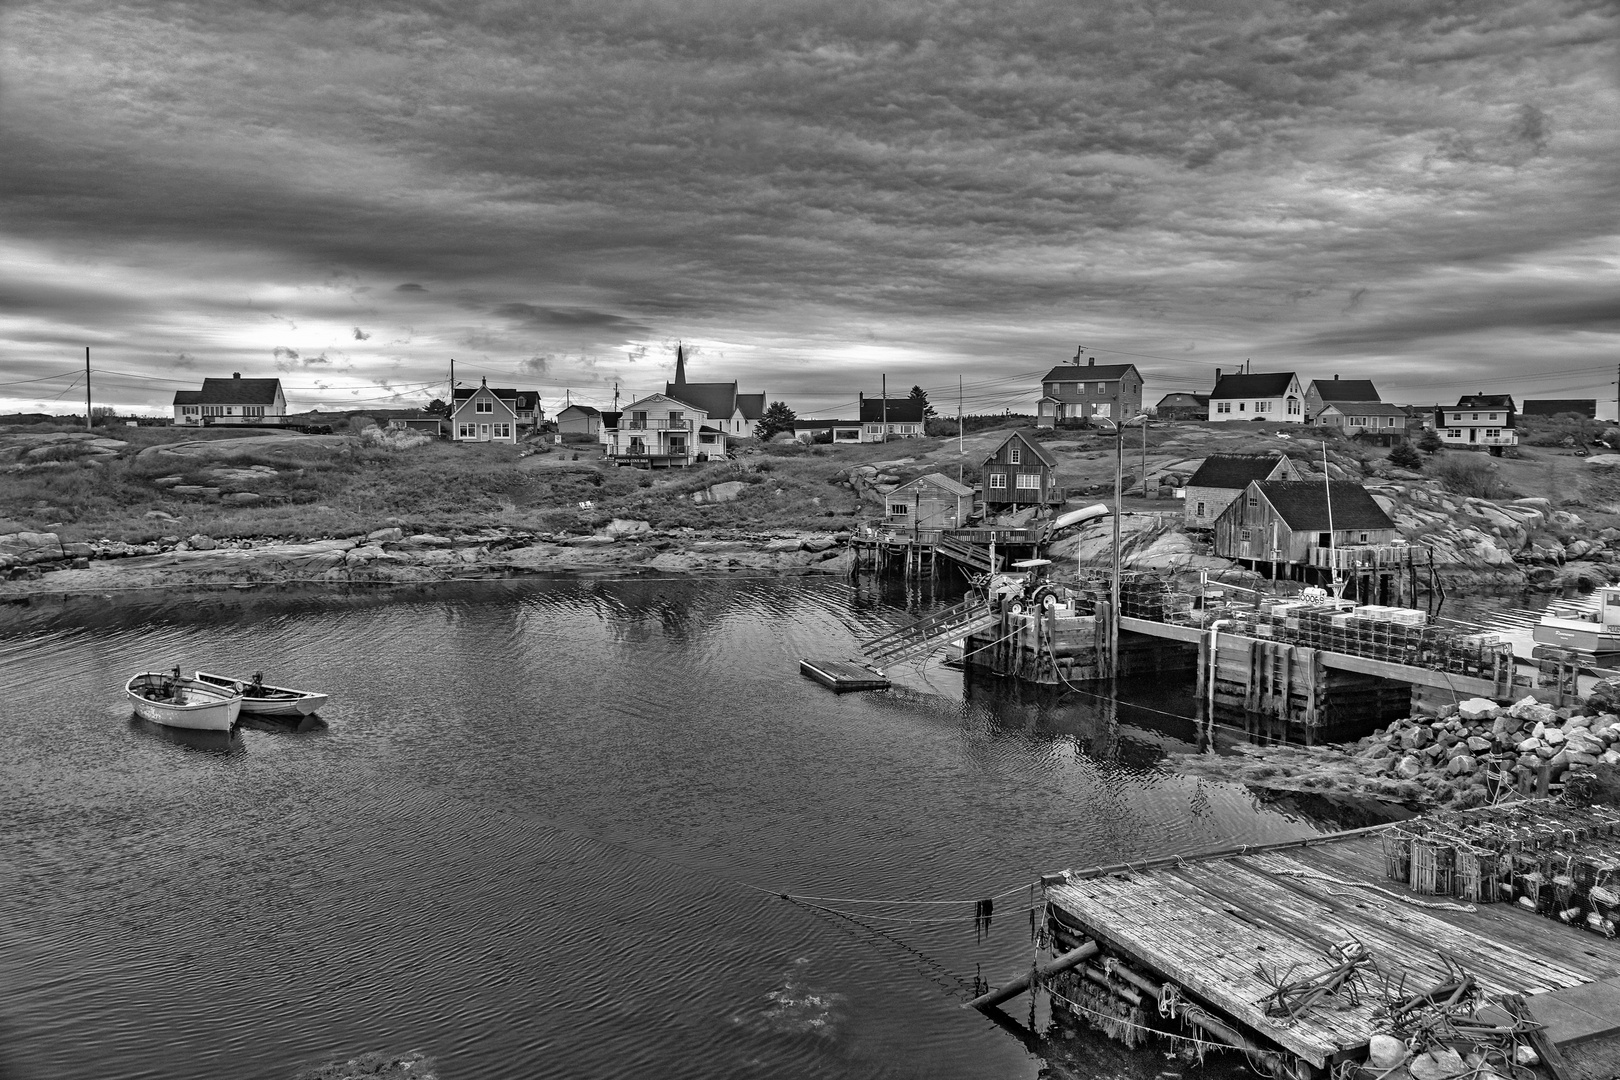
[963,942,1100,1011]
[1319,651,1502,697]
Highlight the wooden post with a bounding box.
[963,941,1099,1011]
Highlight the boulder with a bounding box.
[222,492,261,505]
[1542,727,1566,748]
[1587,677,1620,713]
[763,538,803,552]
[0,532,64,563]
[1466,736,1493,753]
[144,510,182,522]
[1565,729,1606,757]
[1367,1034,1408,1070]
[1446,755,1477,776]
[1395,755,1424,779]
[602,519,652,539]
[1410,1047,1466,1080]
[153,476,184,487]
[186,534,217,551]
[1457,698,1499,722]
[394,534,454,550]
[1517,737,1543,754]
[366,527,405,543]
[802,536,838,553]
[692,481,749,504]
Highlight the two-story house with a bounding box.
[858,395,926,441]
[172,374,287,426]
[450,380,532,442]
[981,431,1062,511]
[1303,376,1380,420]
[1182,453,1300,529]
[1435,394,1517,452]
[1036,352,1143,428]
[604,392,728,467]
[1207,371,1304,423]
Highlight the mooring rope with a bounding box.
[1270,866,1477,912]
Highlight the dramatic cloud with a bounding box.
[1,0,1616,416]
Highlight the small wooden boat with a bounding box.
[194,670,329,718]
[125,670,242,731]
[1532,587,1620,659]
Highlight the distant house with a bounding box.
[1155,392,1209,421]
[883,474,974,534]
[1213,480,1398,570]
[1207,371,1304,423]
[1304,376,1381,419]
[556,404,604,437]
[1435,394,1517,452]
[604,392,727,467]
[1314,402,1414,445]
[791,418,862,444]
[450,379,526,443]
[512,391,545,429]
[1036,351,1144,428]
[382,408,445,435]
[1183,454,1299,529]
[172,373,287,426]
[663,344,766,437]
[858,395,926,442]
[981,431,1062,510]
[1523,399,1597,419]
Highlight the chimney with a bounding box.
[1333,373,1339,380]
[1087,356,1095,367]
[232,372,240,379]
[481,376,487,387]
[1215,367,1221,378]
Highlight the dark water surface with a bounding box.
[0,577,1330,1079]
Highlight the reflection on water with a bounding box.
[1,576,1323,1080]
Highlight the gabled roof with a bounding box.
[858,397,926,423]
[662,380,738,419]
[1522,399,1597,417]
[1210,372,1297,399]
[599,411,621,427]
[1157,392,1209,407]
[986,430,1058,467]
[1186,454,1288,490]
[1453,394,1515,410]
[513,391,542,412]
[173,377,283,406]
[895,473,974,498]
[791,418,858,428]
[1253,481,1395,532]
[454,385,519,402]
[1042,363,1137,383]
[736,393,766,421]
[1308,379,1380,403]
[557,404,600,417]
[1318,402,1409,418]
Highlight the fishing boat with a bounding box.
[194,670,330,718]
[1532,587,1620,659]
[125,670,242,731]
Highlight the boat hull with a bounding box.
[1532,620,1620,658]
[125,674,242,731]
[194,671,329,717]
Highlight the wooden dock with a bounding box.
[990,801,1620,1076]
[799,658,891,693]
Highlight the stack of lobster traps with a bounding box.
[1379,801,1620,936]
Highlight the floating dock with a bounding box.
[976,799,1620,1078]
[799,659,891,693]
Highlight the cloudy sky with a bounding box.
[2,0,1616,419]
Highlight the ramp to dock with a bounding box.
[861,597,1000,668]
[1045,818,1620,1069]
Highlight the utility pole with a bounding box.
[881,373,888,443]
[958,374,964,454]
[85,347,92,430]
[1141,416,1148,498]
[449,358,455,403]
[613,382,619,411]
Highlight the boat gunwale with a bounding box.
[125,672,242,711]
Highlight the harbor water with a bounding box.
[0,576,1341,1080]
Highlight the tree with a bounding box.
[425,398,449,417]
[1387,441,1423,470]
[908,385,937,419]
[1417,428,1442,454]
[755,400,797,441]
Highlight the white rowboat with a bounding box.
[125,672,242,731]
[194,671,329,718]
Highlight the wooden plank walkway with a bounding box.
[798,659,891,693]
[1046,820,1620,1069]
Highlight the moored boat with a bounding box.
[1532,587,1620,659]
[194,670,329,718]
[125,670,242,731]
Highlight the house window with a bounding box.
[476,399,493,413]
[1195,501,1206,517]
[1358,532,1370,543]
[497,424,510,437]
[1216,402,1232,414]
[700,433,716,444]
[244,406,264,418]
[835,429,858,441]
[1094,403,1112,418]
[669,411,684,426]
[988,474,1007,490]
[181,406,198,415]
[1068,383,1080,395]
[1247,494,1257,507]
[1451,413,1462,421]
[1485,429,1500,439]
[1255,400,1272,413]
[1239,402,1246,411]
[1095,383,1105,394]
[1016,473,1041,490]
[202,405,223,417]
[1044,383,1055,396]
[1009,445,1021,465]
[1488,413,1498,420]
[890,504,909,517]
[1471,413,1479,420]
[1288,399,1301,415]
[458,424,470,438]
[1386,416,1397,427]
[1240,528,1252,542]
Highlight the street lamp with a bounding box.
[1095,413,1149,672]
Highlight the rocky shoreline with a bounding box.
[0,521,855,597]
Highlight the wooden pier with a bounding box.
[977,800,1620,1078]
[798,658,891,693]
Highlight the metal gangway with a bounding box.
[861,596,1001,668]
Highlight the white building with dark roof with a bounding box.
[1207,371,1304,423]
[660,344,766,437]
[172,373,287,426]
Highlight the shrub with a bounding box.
[1387,442,1423,470]
[1433,455,1500,498]
[560,431,597,444]
[1416,429,1443,453]
[359,426,432,451]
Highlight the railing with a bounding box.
[625,419,691,431]
[1306,544,1414,570]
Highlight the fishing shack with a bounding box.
[1212,480,1397,580]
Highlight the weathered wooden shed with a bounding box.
[981,431,1062,510]
[1213,480,1397,568]
[1183,454,1298,529]
[882,473,974,534]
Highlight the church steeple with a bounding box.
[674,342,686,385]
